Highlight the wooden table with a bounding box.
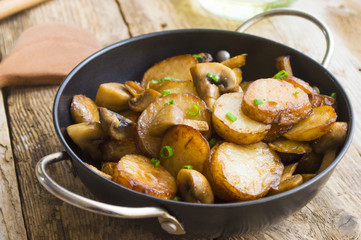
[1,0,360,239]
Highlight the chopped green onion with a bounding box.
[162,89,171,96]
[331,92,337,99]
[173,196,181,201]
[209,138,217,148]
[254,98,264,105]
[207,73,220,83]
[188,104,200,116]
[160,145,174,159]
[192,54,203,62]
[151,158,160,168]
[182,165,193,169]
[226,112,237,122]
[293,91,299,96]
[164,99,176,106]
[273,70,289,79]
[152,77,181,84]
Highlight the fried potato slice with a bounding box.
[241,78,312,125]
[283,76,318,95]
[312,122,347,153]
[284,105,337,141]
[268,138,312,154]
[309,94,336,109]
[209,142,284,201]
[99,139,138,162]
[86,163,112,180]
[268,174,303,195]
[113,154,177,200]
[147,80,198,96]
[136,93,211,157]
[160,125,210,176]
[280,163,298,182]
[95,82,132,112]
[212,92,271,144]
[263,123,293,142]
[221,54,246,69]
[70,94,99,123]
[141,54,197,88]
[101,162,117,176]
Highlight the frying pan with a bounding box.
[36,9,354,238]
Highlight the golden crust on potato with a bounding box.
[241,78,312,125]
[212,92,271,144]
[113,154,177,199]
[283,105,337,141]
[136,93,211,157]
[209,142,284,201]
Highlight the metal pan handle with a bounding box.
[236,8,334,67]
[35,151,185,235]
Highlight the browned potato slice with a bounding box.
[66,122,106,161]
[113,154,177,200]
[275,55,293,76]
[221,54,246,69]
[212,92,271,145]
[86,163,112,180]
[242,78,312,125]
[148,80,198,96]
[95,82,132,112]
[136,93,212,157]
[141,54,197,88]
[284,105,337,141]
[101,162,117,176]
[301,174,316,182]
[99,139,138,162]
[70,94,99,123]
[280,163,298,182]
[283,76,318,95]
[312,122,347,153]
[309,94,336,109]
[268,138,312,154]
[177,169,214,204]
[263,123,293,142]
[160,125,210,176]
[295,152,322,174]
[232,68,243,86]
[210,142,283,201]
[202,139,223,195]
[268,174,303,195]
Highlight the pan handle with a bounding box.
[236,8,334,68]
[35,151,185,235]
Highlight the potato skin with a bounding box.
[113,154,177,199]
[241,78,312,125]
[136,93,211,157]
[210,142,283,201]
[160,125,210,176]
[283,105,337,141]
[212,92,271,144]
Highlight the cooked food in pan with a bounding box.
[66,52,347,203]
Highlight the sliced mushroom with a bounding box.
[149,104,184,137]
[128,88,162,112]
[176,169,214,204]
[190,62,239,109]
[98,107,136,140]
[124,80,144,98]
[312,122,348,153]
[149,104,209,137]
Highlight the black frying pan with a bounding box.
[36,9,354,238]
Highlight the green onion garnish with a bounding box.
[151,158,160,168]
[273,70,289,79]
[254,98,264,105]
[330,92,337,99]
[160,145,174,159]
[207,73,220,83]
[226,112,237,122]
[188,104,200,116]
[209,138,217,148]
[192,54,203,62]
[164,99,176,106]
[173,196,181,201]
[162,89,171,96]
[182,165,193,169]
[293,91,299,96]
[152,77,181,84]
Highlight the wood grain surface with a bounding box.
[0,0,360,239]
